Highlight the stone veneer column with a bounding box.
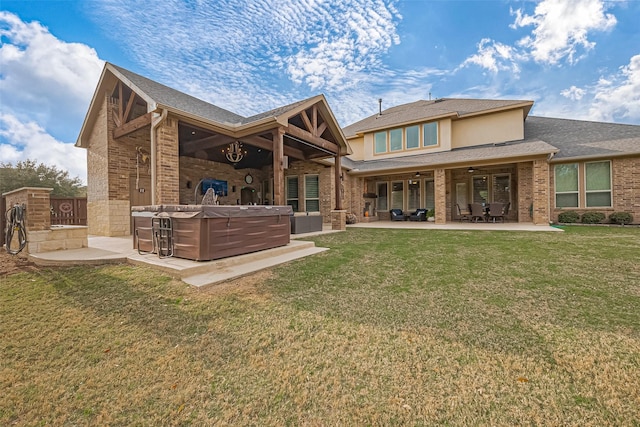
[532,159,550,225]
[434,168,446,224]
[3,187,52,232]
[155,117,180,204]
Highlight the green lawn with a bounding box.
[1,226,639,425]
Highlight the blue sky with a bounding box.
[1,0,639,183]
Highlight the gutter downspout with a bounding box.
[150,109,168,205]
[547,151,556,225]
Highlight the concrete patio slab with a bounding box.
[347,221,563,232]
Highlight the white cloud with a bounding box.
[560,85,586,101]
[0,12,104,129]
[0,114,87,183]
[462,0,618,74]
[0,12,101,182]
[589,54,640,122]
[511,0,616,65]
[460,38,523,74]
[87,0,401,115]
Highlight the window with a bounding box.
[408,180,420,211]
[424,180,435,210]
[374,132,387,154]
[585,161,611,207]
[286,176,299,212]
[406,125,419,149]
[472,176,489,204]
[555,164,579,208]
[390,129,403,151]
[304,175,320,212]
[377,182,388,211]
[391,181,404,209]
[423,122,438,147]
[492,174,511,204]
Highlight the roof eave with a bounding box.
[457,101,535,119]
[347,111,458,138]
[549,151,640,163]
[347,149,557,177]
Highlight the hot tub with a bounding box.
[131,205,293,261]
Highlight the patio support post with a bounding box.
[434,168,446,224]
[334,147,343,210]
[273,127,285,206]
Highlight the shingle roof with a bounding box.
[342,98,533,138]
[344,139,557,174]
[525,116,640,159]
[110,64,330,129]
[111,64,246,125]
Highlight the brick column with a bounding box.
[155,117,180,204]
[517,162,533,223]
[331,210,346,231]
[434,168,446,224]
[532,159,550,225]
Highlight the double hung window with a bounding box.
[286,176,299,212]
[304,175,320,212]
[585,161,611,207]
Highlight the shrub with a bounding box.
[426,209,435,218]
[558,211,580,223]
[581,211,606,224]
[609,212,634,225]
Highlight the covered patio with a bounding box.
[76,63,352,238]
[345,139,557,225]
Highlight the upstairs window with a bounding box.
[374,132,387,154]
[406,125,419,149]
[389,129,403,151]
[423,122,438,147]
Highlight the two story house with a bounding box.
[340,99,640,225]
[77,63,640,237]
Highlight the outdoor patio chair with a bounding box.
[502,202,511,222]
[456,203,471,222]
[488,202,505,223]
[390,209,405,221]
[470,203,486,222]
[409,208,427,221]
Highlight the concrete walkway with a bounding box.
[28,221,560,288]
[348,221,563,232]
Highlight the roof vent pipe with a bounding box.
[378,98,382,116]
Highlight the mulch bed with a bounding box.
[0,251,38,276]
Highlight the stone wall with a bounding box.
[3,187,87,254]
[86,96,152,236]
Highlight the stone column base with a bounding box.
[331,210,347,231]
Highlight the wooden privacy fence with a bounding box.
[50,197,87,226]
